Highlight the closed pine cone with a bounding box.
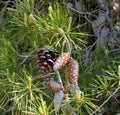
[36,46,59,73]
[53,52,70,71]
[66,58,79,86]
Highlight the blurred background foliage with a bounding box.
[0,0,120,115]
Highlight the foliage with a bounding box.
[0,0,120,115]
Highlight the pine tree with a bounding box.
[0,0,120,115]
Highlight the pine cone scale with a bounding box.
[36,46,59,73]
[66,58,79,86]
[53,52,70,71]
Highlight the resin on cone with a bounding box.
[66,58,79,86]
[36,46,59,73]
[53,52,70,71]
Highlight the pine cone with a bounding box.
[53,52,70,71]
[66,58,79,86]
[36,46,59,73]
[43,78,63,92]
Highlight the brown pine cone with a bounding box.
[66,58,79,86]
[53,52,70,71]
[36,46,59,73]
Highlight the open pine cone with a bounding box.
[53,52,70,71]
[36,46,59,73]
[66,58,79,86]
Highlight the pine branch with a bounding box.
[91,87,120,115]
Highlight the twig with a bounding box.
[32,72,55,81]
[66,3,99,16]
[87,41,97,51]
[65,71,70,93]
[109,48,120,53]
[55,70,64,90]
[65,3,98,19]
[84,14,93,24]
[63,35,72,54]
[81,41,97,65]
[91,87,120,115]
[18,48,39,64]
[37,89,53,99]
